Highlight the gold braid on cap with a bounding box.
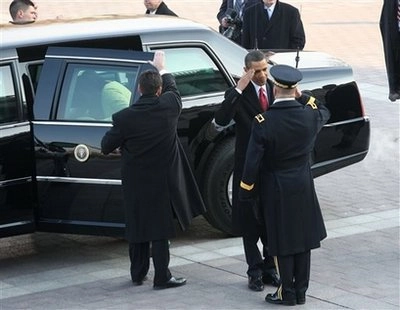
[272,80,298,89]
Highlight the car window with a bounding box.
[28,63,43,92]
[56,64,139,121]
[153,47,230,97]
[0,65,19,124]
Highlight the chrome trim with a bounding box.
[40,218,125,228]
[32,120,111,127]
[46,55,150,64]
[0,56,18,61]
[0,176,32,187]
[324,116,369,127]
[182,91,225,101]
[0,220,33,229]
[0,122,30,137]
[311,151,368,169]
[36,176,121,185]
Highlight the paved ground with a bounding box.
[1,1,399,309]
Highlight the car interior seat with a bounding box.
[70,70,106,120]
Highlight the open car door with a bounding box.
[33,47,154,236]
[0,50,36,238]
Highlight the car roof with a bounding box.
[0,14,210,49]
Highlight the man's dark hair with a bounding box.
[244,50,267,68]
[9,0,35,20]
[139,70,163,95]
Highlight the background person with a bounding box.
[144,0,177,16]
[239,64,330,305]
[241,0,305,50]
[380,0,400,102]
[213,50,279,292]
[101,51,206,290]
[9,0,37,24]
[216,0,250,44]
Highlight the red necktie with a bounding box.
[259,87,269,111]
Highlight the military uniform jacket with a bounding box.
[214,81,273,235]
[101,73,206,243]
[240,95,330,256]
[241,0,305,50]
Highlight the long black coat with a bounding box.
[101,73,206,243]
[240,96,330,256]
[380,0,400,93]
[214,81,274,236]
[241,0,305,50]
[145,1,178,16]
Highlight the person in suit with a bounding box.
[241,0,305,50]
[239,64,330,305]
[101,51,206,290]
[380,0,400,102]
[217,0,245,44]
[144,0,177,16]
[213,50,279,292]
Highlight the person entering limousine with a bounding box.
[101,51,206,289]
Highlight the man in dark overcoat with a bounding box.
[214,50,279,292]
[101,51,206,290]
[380,0,400,101]
[239,65,330,305]
[241,0,305,50]
[144,0,177,16]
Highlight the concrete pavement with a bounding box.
[1,0,399,309]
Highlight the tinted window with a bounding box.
[56,64,139,121]
[155,47,230,97]
[0,65,18,124]
[28,63,43,91]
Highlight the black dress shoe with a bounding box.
[262,269,280,287]
[131,276,147,286]
[248,276,264,291]
[389,92,400,102]
[153,276,187,290]
[296,293,306,304]
[265,292,296,306]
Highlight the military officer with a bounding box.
[239,64,330,305]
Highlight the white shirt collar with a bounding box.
[273,97,295,104]
[251,81,266,96]
[264,3,276,15]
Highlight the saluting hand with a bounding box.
[236,68,254,92]
[294,87,302,98]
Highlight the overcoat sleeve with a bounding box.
[161,73,182,111]
[297,94,331,129]
[239,113,266,199]
[101,113,124,155]
[289,9,306,50]
[214,87,241,126]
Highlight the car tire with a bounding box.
[202,137,235,236]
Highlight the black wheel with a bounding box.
[202,137,235,235]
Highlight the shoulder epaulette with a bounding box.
[306,96,318,110]
[255,114,265,123]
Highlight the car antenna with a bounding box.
[295,5,302,68]
[254,0,258,50]
[295,46,300,68]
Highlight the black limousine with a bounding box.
[0,15,370,237]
